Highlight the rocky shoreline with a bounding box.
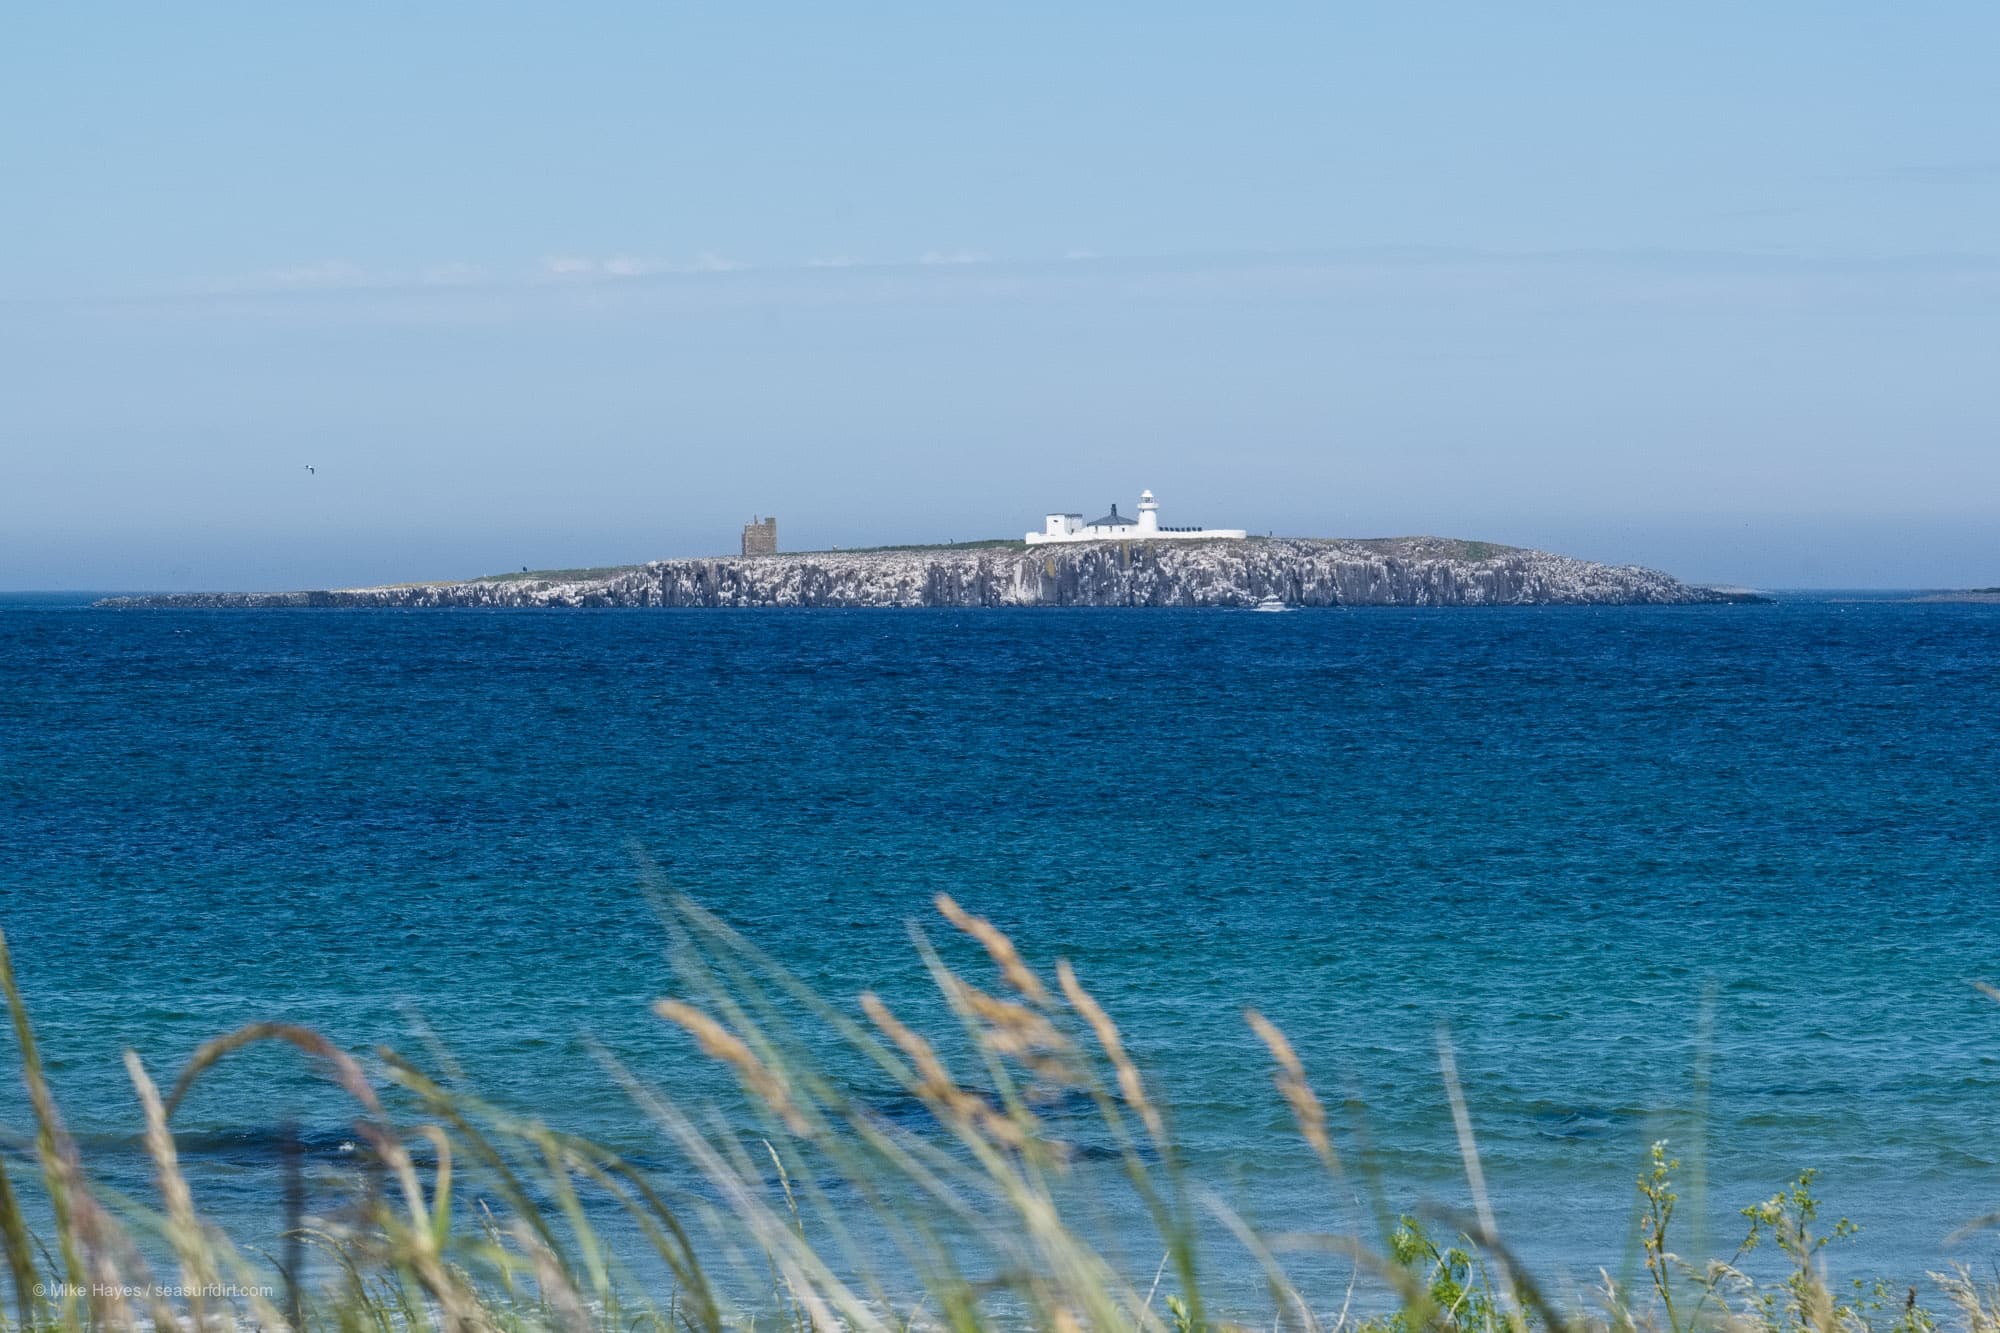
[99,537,1761,609]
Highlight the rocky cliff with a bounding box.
[100,538,1758,609]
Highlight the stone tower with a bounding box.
[741,515,777,556]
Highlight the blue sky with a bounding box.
[4,3,1998,589]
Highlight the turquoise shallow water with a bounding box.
[2,596,1998,1298]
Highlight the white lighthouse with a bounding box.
[1024,488,1246,545]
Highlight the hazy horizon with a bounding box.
[7,5,1998,592]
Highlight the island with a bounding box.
[98,537,1764,609]
[1907,588,2000,604]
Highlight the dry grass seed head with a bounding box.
[951,979,1077,1082]
[124,1050,223,1313]
[861,991,1027,1150]
[1056,959,1165,1147]
[1245,1009,1337,1172]
[654,1000,814,1136]
[934,894,1051,1005]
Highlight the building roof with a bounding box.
[1087,504,1136,528]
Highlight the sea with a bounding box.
[2,594,1997,1310]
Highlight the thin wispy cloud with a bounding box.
[191,260,378,295]
[599,256,662,277]
[543,255,630,278]
[188,259,494,297]
[1865,159,2000,185]
[268,260,370,288]
[75,243,2000,323]
[420,261,487,286]
[541,253,748,280]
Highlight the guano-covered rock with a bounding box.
[99,538,1760,610]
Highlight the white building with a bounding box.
[1025,489,1247,545]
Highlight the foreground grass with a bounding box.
[0,898,1991,1333]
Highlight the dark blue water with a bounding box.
[3,598,1998,1298]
